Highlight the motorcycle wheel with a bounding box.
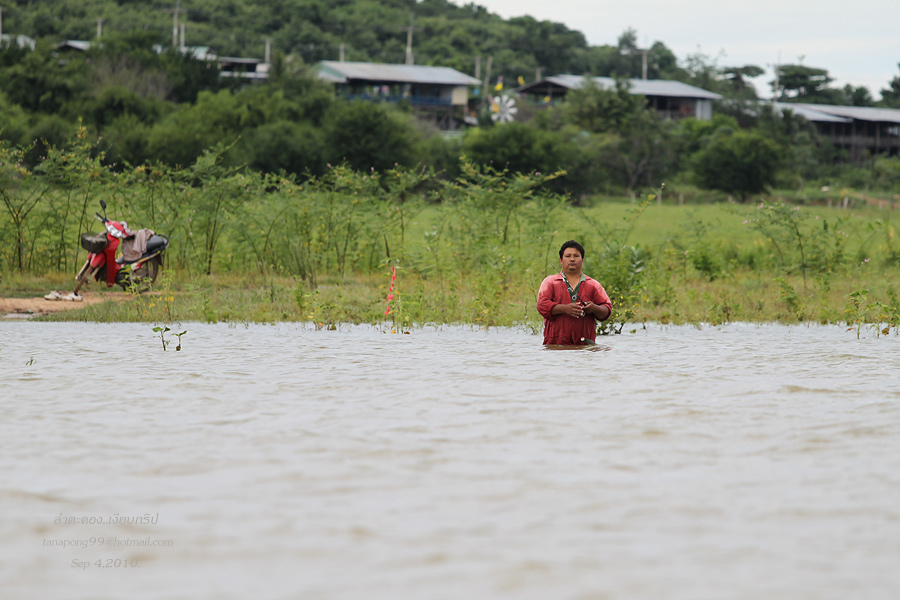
[126,256,162,293]
[146,255,161,283]
[132,256,161,284]
[115,269,131,290]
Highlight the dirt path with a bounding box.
[0,293,128,319]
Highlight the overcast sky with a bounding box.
[464,0,900,98]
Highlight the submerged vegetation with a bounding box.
[1,131,899,333]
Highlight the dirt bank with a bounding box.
[0,293,128,319]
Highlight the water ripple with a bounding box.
[1,322,899,599]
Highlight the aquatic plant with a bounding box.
[846,287,900,338]
[152,325,187,351]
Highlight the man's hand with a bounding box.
[582,301,610,321]
[552,302,586,318]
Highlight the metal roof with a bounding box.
[151,45,217,61]
[317,61,481,86]
[55,40,92,52]
[790,103,900,124]
[219,56,264,65]
[526,74,722,100]
[772,102,851,123]
[1,34,36,50]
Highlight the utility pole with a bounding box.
[265,38,271,64]
[620,47,648,80]
[399,13,421,65]
[481,55,493,111]
[180,22,185,49]
[96,18,103,39]
[339,42,345,62]
[165,1,181,48]
[771,51,781,102]
[475,56,480,80]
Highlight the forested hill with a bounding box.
[3,0,896,106]
[2,0,689,85]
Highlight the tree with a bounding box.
[723,65,764,99]
[693,130,782,201]
[324,101,419,172]
[555,77,674,193]
[613,109,677,193]
[235,121,327,178]
[842,84,874,107]
[0,91,30,146]
[880,65,900,108]
[0,42,88,113]
[146,90,244,168]
[756,104,827,186]
[561,78,644,133]
[264,54,334,125]
[646,41,684,80]
[0,140,51,271]
[683,49,725,94]
[773,64,842,104]
[570,29,682,80]
[506,16,587,76]
[461,122,560,175]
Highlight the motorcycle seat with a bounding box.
[116,234,169,265]
[146,234,168,254]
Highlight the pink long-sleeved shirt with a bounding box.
[536,273,612,345]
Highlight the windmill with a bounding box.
[490,95,517,124]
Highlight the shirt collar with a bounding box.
[558,272,586,282]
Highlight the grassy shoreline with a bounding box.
[4,266,897,334]
[4,197,899,333]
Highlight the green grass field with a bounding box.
[5,198,898,332]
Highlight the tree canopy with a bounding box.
[0,0,896,202]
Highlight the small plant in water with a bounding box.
[152,326,187,351]
[173,330,187,351]
[152,326,171,350]
[846,288,900,339]
[846,289,872,339]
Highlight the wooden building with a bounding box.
[316,61,481,131]
[774,102,900,162]
[517,75,722,121]
[219,56,269,82]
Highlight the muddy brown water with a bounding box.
[1,322,899,599]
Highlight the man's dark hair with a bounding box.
[559,240,585,259]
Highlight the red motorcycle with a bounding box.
[63,200,169,298]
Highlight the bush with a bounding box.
[324,101,420,172]
[693,130,783,201]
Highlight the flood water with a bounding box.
[1,321,899,599]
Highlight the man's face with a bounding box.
[560,247,583,275]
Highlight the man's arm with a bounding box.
[582,281,613,322]
[582,301,611,321]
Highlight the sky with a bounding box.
[464,0,900,99]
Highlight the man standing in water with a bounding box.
[536,240,612,345]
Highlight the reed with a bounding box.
[2,144,899,330]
